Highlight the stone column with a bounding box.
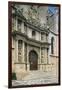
[40,47,41,62]
[22,41,25,63]
[15,16,18,31]
[44,48,48,64]
[40,32,41,41]
[47,48,49,64]
[15,40,18,62]
[21,41,26,70]
[26,45,29,71]
[41,48,44,64]
[39,47,41,69]
[21,22,25,33]
[41,48,48,64]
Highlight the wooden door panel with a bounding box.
[29,51,38,70]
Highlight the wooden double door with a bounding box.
[29,50,38,70]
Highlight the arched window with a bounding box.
[51,37,54,54]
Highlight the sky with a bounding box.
[48,6,57,14]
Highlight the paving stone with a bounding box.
[12,70,58,86]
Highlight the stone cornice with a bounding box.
[50,54,59,58]
[25,21,49,34]
[12,31,50,48]
[12,12,49,34]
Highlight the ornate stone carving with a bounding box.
[26,5,41,27]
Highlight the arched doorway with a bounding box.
[29,50,38,70]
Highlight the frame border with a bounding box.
[8,1,61,88]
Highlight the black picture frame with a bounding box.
[8,1,61,88]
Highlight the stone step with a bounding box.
[23,70,57,80]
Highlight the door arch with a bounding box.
[29,50,38,70]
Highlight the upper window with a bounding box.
[17,19,22,31]
[41,33,44,40]
[32,31,36,39]
[41,35,44,40]
[32,31,36,36]
[51,37,54,54]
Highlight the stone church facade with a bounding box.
[11,4,59,77]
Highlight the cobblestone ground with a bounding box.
[12,70,58,86]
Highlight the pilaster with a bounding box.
[21,22,25,33]
[22,41,25,63]
[15,40,18,62]
[15,16,18,31]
